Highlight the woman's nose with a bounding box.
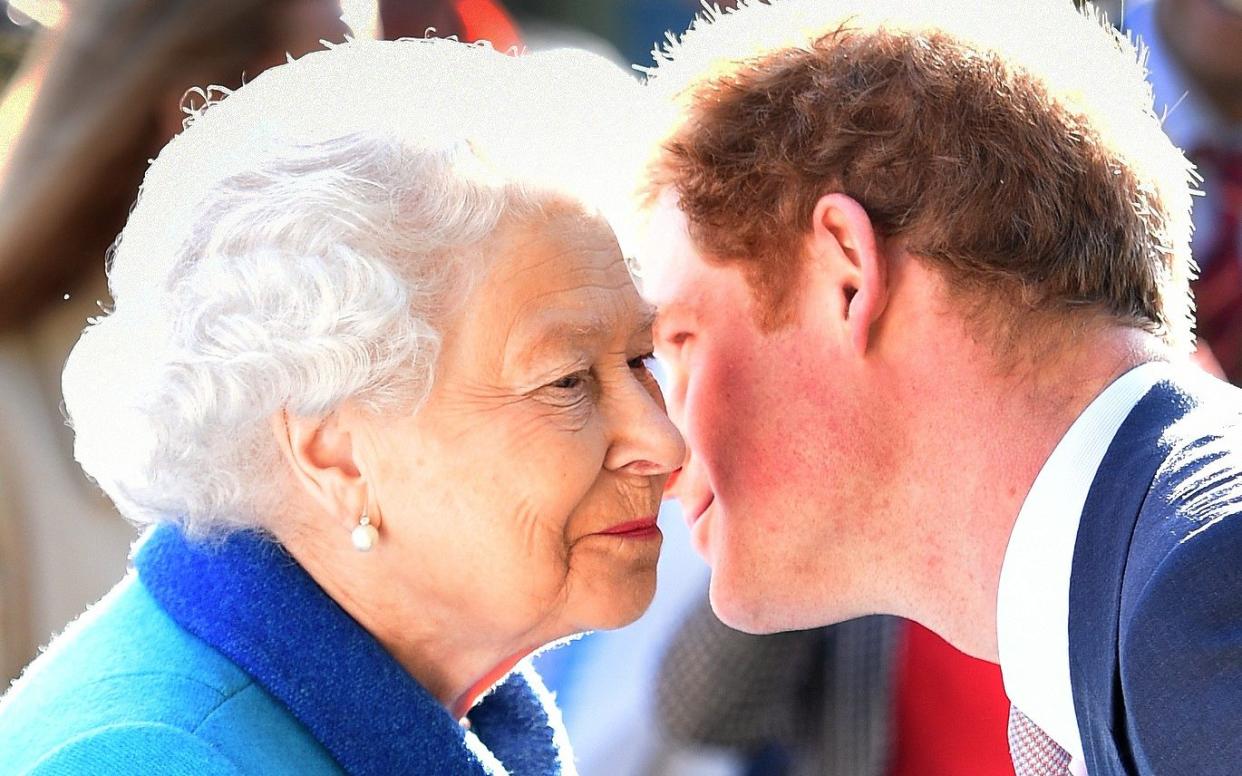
[604,379,688,477]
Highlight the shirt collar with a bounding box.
[134,524,571,776]
[996,361,1167,761]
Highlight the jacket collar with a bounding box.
[134,524,570,775]
[1068,375,1195,775]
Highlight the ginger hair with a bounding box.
[642,0,1195,350]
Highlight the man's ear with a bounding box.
[808,193,888,355]
[270,408,371,533]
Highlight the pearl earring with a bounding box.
[351,508,379,552]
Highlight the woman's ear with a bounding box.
[270,408,370,532]
[808,193,888,355]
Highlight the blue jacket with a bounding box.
[0,526,574,775]
[1069,370,1242,775]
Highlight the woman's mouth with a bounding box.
[596,517,662,539]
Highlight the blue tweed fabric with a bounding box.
[0,524,573,775]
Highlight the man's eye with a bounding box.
[656,332,690,356]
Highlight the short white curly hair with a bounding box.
[62,38,643,538]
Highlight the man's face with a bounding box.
[641,193,892,633]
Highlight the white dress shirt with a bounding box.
[996,361,1167,773]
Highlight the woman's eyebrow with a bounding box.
[633,304,658,338]
[505,315,609,371]
[510,306,658,367]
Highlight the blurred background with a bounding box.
[0,1,1236,775]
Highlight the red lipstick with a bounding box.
[597,517,661,539]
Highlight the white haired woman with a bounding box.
[0,39,683,774]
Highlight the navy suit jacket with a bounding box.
[1069,370,1242,775]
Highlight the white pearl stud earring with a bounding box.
[351,509,378,552]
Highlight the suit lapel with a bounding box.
[1068,378,1193,776]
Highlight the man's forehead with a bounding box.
[638,193,701,307]
[647,188,691,243]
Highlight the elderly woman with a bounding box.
[0,39,683,774]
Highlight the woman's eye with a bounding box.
[542,369,595,401]
[539,369,595,409]
[549,373,586,390]
[627,352,656,371]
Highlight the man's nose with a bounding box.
[663,445,697,499]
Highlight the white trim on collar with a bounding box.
[996,361,1167,763]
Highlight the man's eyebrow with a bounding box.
[652,299,693,326]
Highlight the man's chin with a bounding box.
[707,559,862,634]
[706,568,792,634]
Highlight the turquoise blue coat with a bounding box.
[0,526,573,775]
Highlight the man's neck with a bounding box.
[886,324,1165,661]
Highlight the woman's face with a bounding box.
[357,207,684,649]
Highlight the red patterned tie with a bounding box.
[1008,705,1072,776]
[1190,145,1242,385]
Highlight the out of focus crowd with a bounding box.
[0,1,1237,775]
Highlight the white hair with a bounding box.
[62,38,644,538]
